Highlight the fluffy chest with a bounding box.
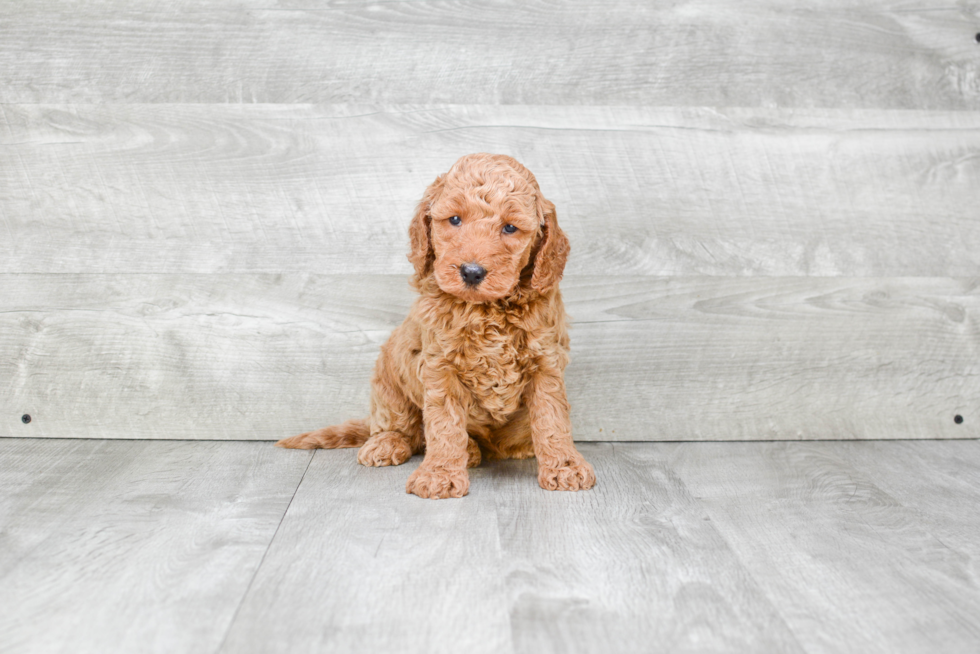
[424,303,543,425]
[456,321,534,411]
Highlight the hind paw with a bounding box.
[357,432,413,467]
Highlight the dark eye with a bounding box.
[449,215,461,226]
[502,224,518,234]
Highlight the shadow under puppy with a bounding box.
[277,153,596,499]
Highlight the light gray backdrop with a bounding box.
[1,0,978,440]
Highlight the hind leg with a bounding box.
[481,408,535,460]
[358,432,414,467]
[465,435,482,468]
[358,345,424,467]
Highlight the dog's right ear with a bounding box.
[408,174,444,278]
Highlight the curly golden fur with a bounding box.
[277,153,596,499]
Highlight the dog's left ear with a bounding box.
[408,174,444,278]
[530,195,570,294]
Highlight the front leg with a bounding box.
[405,367,471,499]
[526,370,596,491]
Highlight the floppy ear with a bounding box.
[407,175,444,278]
[530,195,570,293]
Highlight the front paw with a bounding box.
[538,458,596,491]
[406,464,469,499]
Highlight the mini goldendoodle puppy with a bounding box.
[277,153,596,499]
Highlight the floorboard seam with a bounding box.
[666,456,810,654]
[212,449,316,654]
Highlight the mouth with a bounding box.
[454,287,500,303]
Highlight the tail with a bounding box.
[275,418,371,449]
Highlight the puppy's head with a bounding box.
[408,153,569,302]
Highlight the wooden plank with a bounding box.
[825,440,980,559]
[1,1,978,108]
[4,439,978,652]
[0,274,394,440]
[667,441,980,654]
[2,274,975,441]
[0,438,312,654]
[490,443,803,653]
[220,443,802,653]
[218,447,511,654]
[567,275,979,440]
[3,104,979,276]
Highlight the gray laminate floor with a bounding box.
[1,438,979,654]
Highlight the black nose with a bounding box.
[459,263,487,287]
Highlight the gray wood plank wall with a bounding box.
[2,1,978,441]
[3,1,979,108]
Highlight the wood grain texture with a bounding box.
[220,447,511,653]
[3,104,979,276]
[667,441,980,654]
[828,440,980,563]
[2,0,978,107]
[2,274,975,441]
[0,438,313,654]
[490,444,803,653]
[3,439,979,653]
[220,443,802,654]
